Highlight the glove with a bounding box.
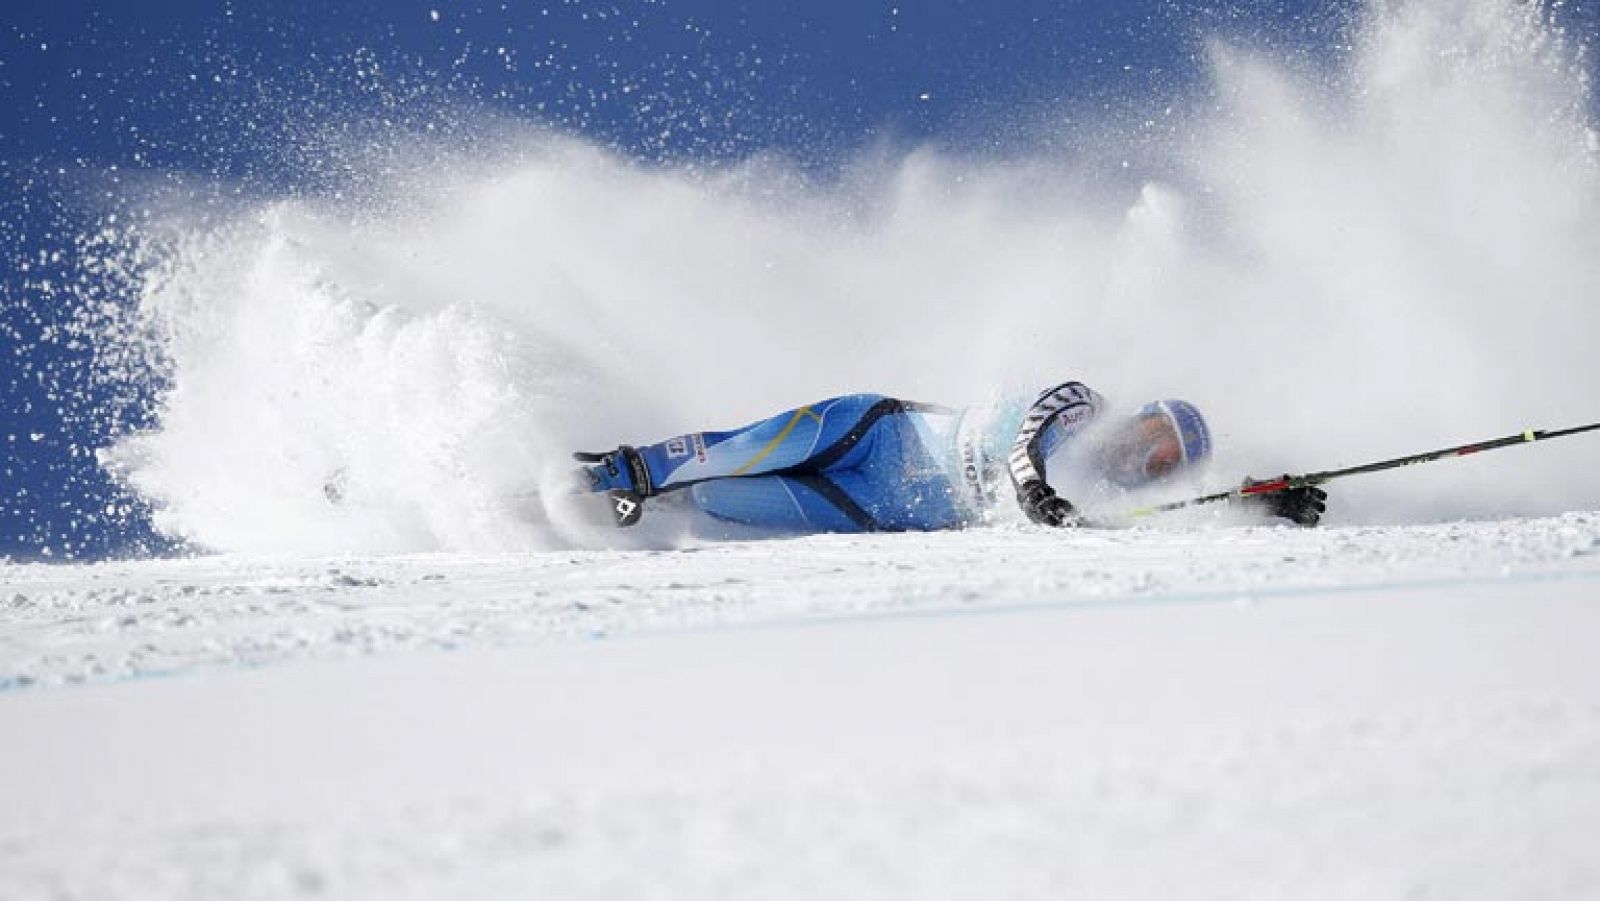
[1237,475,1328,527]
[1017,480,1084,527]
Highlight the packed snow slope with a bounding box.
[4,514,1600,899]
[78,0,1600,556]
[8,0,1600,896]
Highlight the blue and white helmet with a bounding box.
[1100,399,1212,488]
[1140,399,1212,466]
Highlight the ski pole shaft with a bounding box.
[1132,420,1600,518]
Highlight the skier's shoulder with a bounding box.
[957,378,1105,440]
[1029,380,1102,409]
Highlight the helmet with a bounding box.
[1097,399,1212,488]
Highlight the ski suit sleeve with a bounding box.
[1007,381,1103,501]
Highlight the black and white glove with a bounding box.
[1236,475,1328,527]
[1017,480,1084,527]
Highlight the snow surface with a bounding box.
[9,2,1600,896]
[4,513,1600,899]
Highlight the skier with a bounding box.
[575,381,1327,531]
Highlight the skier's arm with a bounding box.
[1007,381,1103,527]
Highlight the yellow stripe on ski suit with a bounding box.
[732,406,824,476]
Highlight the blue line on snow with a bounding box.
[5,566,1599,695]
[617,565,1600,641]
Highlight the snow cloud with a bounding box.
[100,0,1600,551]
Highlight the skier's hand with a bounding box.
[1237,475,1327,527]
[1018,480,1084,527]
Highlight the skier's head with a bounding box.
[1096,399,1211,488]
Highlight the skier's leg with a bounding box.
[815,469,967,531]
[688,465,967,534]
[576,394,972,529]
[818,409,970,531]
[580,393,900,497]
[687,408,970,533]
[688,475,874,533]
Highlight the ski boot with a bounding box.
[573,445,655,527]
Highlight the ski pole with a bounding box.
[1130,420,1600,518]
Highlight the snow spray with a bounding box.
[87,0,1600,552]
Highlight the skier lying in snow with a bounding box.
[576,381,1327,532]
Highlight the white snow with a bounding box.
[4,513,1600,898]
[18,0,1600,896]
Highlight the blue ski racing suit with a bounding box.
[579,381,1135,532]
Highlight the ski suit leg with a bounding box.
[659,395,969,533]
[805,410,968,531]
[635,394,896,492]
[687,476,870,533]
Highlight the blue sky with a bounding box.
[2,0,1594,558]
[5,1,1333,170]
